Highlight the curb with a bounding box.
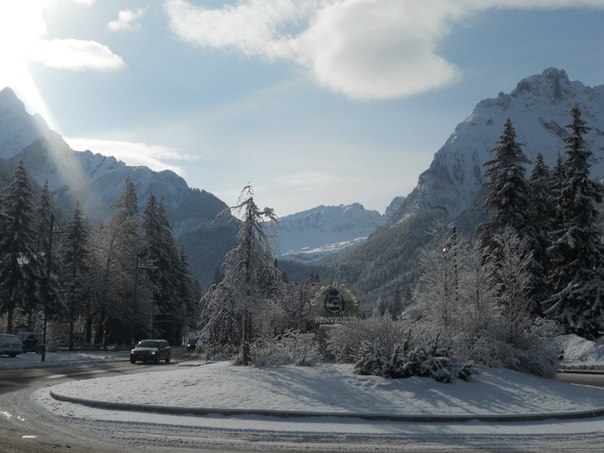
[49,390,604,423]
[559,369,604,375]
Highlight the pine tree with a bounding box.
[35,181,54,255]
[109,177,144,338]
[174,244,201,337]
[142,193,181,341]
[550,151,566,232]
[58,201,92,350]
[479,118,531,243]
[87,178,148,344]
[526,153,555,312]
[33,181,60,329]
[0,161,43,332]
[545,105,604,338]
[199,186,286,364]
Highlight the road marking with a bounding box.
[21,435,37,439]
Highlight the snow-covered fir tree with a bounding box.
[526,153,555,312]
[479,118,531,243]
[199,186,286,365]
[545,105,604,339]
[0,161,43,333]
[142,193,182,342]
[58,201,92,350]
[34,181,54,256]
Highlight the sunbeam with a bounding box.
[0,0,56,127]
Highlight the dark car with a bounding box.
[16,332,41,353]
[185,337,199,351]
[130,339,171,364]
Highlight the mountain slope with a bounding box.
[334,68,604,307]
[272,203,386,261]
[0,87,237,291]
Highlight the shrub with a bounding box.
[251,330,322,366]
[325,313,407,363]
[353,332,475,383]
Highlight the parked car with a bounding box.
[0,334,23,357]
[130,339,171,364]
[16,331,41,353]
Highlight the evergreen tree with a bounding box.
[174,244,201,337]
[479,118,531,242]
[142,193,181,341]
[199,186,286,365]
[0,161,43,332]
[35,181,54,255]
[58,201,92,350]
[526,153,555,311]
[87,178,147,344]
[546,105,604,338]
[550,151,566,232]
[33,181,60,327]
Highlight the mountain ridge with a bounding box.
[333,68,604,308]
[0,87,237,291]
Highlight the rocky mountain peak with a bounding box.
[0,87,52,159]
[511,67,576,101]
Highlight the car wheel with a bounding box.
[165,356,170,364]
[130,357,136,364]
[154,355,160,364]
[9,353,17,358]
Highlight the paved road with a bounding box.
[2,362,604,453]
[557,370,604,388]
[0,350,216,453]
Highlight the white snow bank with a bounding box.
[551,334,604,369]
[49,361,604,416]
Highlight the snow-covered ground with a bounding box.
[44,361,604,417]
[552,334,604,369]
[4,334,604,450]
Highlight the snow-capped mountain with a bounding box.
[272,203,386,261]
[0,87,237,291]
[389,67,604,226]
[335,68,604,305]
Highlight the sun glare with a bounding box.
[0,0,54,125]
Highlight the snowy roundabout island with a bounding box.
[31,357,604,452]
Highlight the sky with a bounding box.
[1,1,604,216]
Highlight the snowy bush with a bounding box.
[324,313,408,363]
[468,318,560,378]
[353,331,474,383]
[251,330,322,366]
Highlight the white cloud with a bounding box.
[66,137,202,176]
[165,0,604,100]
[108,7,148,31]
[33,39,125,71]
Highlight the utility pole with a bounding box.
[41,213,54,362]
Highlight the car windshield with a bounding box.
[137,340,160,348]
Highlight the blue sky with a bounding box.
[1,0,604,216]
